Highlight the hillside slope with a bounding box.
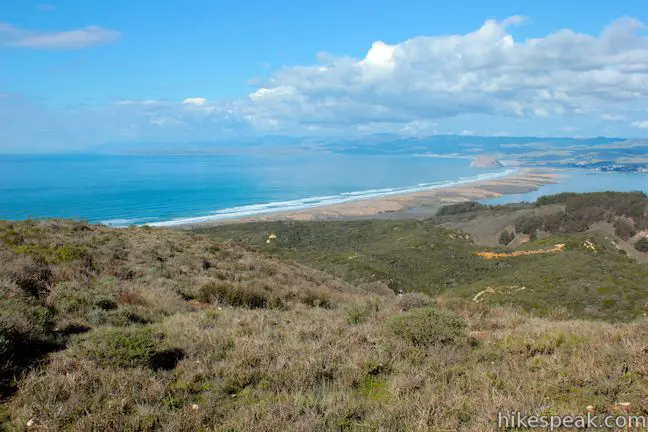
[0,220,358,401]
[203,227,648,322]
[2,193,648,430]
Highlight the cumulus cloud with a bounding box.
[183,97,208,105]
[5,16,648,150]
[240,16,648,130]
[231,15,648,137]
[0,22,120,50]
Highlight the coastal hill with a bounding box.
[470,155,504,168]
[2,191,648,430]
[88,135,648,173]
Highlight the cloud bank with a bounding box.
[2,16,648,151]
[0,22,120,50]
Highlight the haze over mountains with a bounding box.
[89,134,648,173]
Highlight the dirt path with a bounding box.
[476,244,565,259]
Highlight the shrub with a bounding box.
[530,192,648,236]
[359,281,394,296]
[0,294,55,339]
[118,291,148,306]
[52,245,85,263]
[300,289,332,309]
[635,238,648,253]
[346,303,371,324]
[498,230,515,246]
[514,215,544,235]
[6,256,52,298]
[396,292,434,311]
[12,244,85,264]
[436,201,486,216]
[536,192,579,206]
[387,307,466,347]
[80,326,159,368]
[614,220,636,240]
[149,348,185,371]
[95,298,118,311]
[87,308,151,327]
[0,314,60,398]
[0,324,12,365]
[198,281,268,309]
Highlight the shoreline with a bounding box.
[170,168,560,229]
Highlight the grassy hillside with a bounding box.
[201,219,648,322]
[2,192,648,431]
[0,220,360,426]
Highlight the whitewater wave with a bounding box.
[102,217,153,226]
[144,168,519,227]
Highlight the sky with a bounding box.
[1,0,648,152]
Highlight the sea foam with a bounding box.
[146,168,518,227]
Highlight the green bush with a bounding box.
[300,289,332,309]
[614,220,636,240]
[87,308,150,327]
[387,307,466,347]
[80,326,158,368]
[530,192,648,235]
[635,238,648,253]
[0,311,60,398]
[0,326,11,362]
[436,201,486,216]
[396,292,434,311]
[498,230,515,246]
[7,257,52,298]
[198,281,268,309]
[52,245,85,263]
[514,215,544,235]
[0,294,55,339]
[95,297,118,311]
[346,303,371,324]
[13,244,85,264]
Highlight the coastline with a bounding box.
[169,168,560,229]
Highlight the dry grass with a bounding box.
[2,220,648,431]
[7,299,648,431]
[0,220,358,401]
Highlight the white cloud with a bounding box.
[361,41,398,69]
[117,99,160,106]
[399,120,438,136]
[6,16,648,150]
[249,86,298,102]
[600,114,626,121]
[0,22,120,50]
[182,97,208,105]
[223,16,648,134]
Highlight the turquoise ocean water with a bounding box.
[0,154,514,226]
[482,170,648,205]
[1,154,645,226]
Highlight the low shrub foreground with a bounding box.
[2,195,648,431]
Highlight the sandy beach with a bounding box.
[175,168,560,228]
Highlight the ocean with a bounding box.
[1,153,513,226]
[482,170,648,205]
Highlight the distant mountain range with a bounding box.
[88,134,648,173]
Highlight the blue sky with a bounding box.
[1,0,648,152]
